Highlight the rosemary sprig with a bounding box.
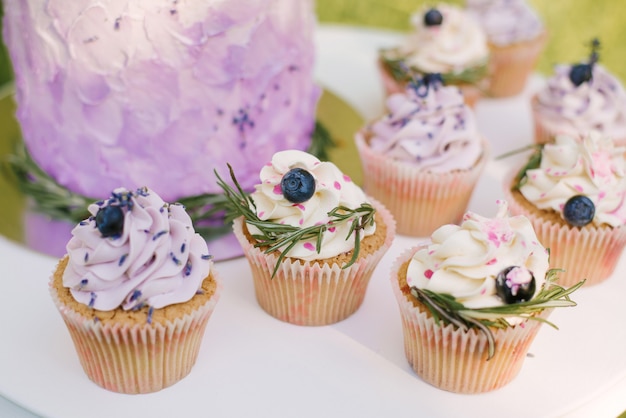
[379,49,489,86]
[215,164,376,278]
[496,144,544,190]
[410,269,585,360]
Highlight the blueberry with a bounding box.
[569,63,593,87]
[495,266,536,304]
[423,73,443,87]
[423,8,443,27]
[563,195,595,227]
[95,205,125,237]
[280,168,315,204]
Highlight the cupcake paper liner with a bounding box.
[504,180,626,287]
[233,198,395,326]
[355,132,488,237]
[486,31,548,98]
[390,247,551,394]
[50,268,222,394]
[377,58,482,108]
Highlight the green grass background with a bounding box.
[0,1,624,84]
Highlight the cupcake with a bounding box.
[378,4,489,107]
[504,132,626,286]
[218,150,395,326]
[390,200,583,393]
[49,187,221,394]
[532,39,626,145]
[466,0,547,97]
[355,74,489,236]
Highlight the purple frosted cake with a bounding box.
[2,0,320,258]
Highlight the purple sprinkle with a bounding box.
[171,252,182,265]
[114,17,121,30]
[119,254,128,266]
[153,230,167,241]
[79,220,89,226]
[88,292,97,308]
[80,279,88,288]
[147,307,154,324]
[196,289,205,295]
[201,254,213,260]
[84,252,89,262]
[181,243,186,253]
[184,260,192,276]
[130,289,142,301]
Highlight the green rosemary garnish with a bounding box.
[496,144,544,190]
[215,164,376,278]
[379,49,489,86]
[410,269,585,360]
[2,121,335,241]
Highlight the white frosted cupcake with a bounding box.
[532,40,626,145]
[504,132,626,286]
[50,187,221,394]
[466,0,547,97]
[390,200,583,393]
[379,3,489,107]
[220,150,395,326]
[356,74,489,236]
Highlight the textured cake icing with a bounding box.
[249,150,376,261]
[406,200,549,311]
[518,133,626,227]
[534,64,626,141]
[466,0,544,46]
[367,79,482,172]
[2,0,319,201]
[63,187,212,311]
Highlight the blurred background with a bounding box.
[0,0,624,85]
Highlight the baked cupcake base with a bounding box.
[50,257,221,394]
[391,247,551,393]
[486,31,548,98]
[233,198,395,326]
[355,131,488,237]
[504,179,626,287]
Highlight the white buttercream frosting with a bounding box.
[466,0,544,46]
[368,81,483,172]
[406,200,549,311]
[400,4,489,74]
[534,64,626,141]
[519,133,626,227]
[249,150,376,261]
[63,187,211,311]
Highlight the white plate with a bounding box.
[1,25,626,418]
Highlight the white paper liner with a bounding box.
[49,266,222,394]
[355,132,488,237]
[233,198,395,326]
[503,178,626,287]
[390,247,550,393]
[486,30,547,98]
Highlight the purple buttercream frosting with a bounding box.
[2,0,319,201]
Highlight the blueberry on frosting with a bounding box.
[95,205,125,238]
[424,8,443,26]
[281,168,316,203]
[568,38,600,87]
[563,195,595,227]
[495,266,536,304]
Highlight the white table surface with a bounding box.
[1,24,625,418]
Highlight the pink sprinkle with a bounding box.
[314,161,321,165]
[293,203,305,211]
[424,269,433,279]
[273,184,282,195]
[599,191,606,200]
[481,288,486,295]
[531,174,537,180]
[299,218,304,225]
[520,322,526,329]
[428,250,435,255]
[486,258,497,265]
[259,211,265,218]
[334,181,341,190]
[303,242,315,251]
[265,162,272,167]
[574,184,583,192]
[559,203,564,211]
[328,227,336,233]
[343,174,352,182]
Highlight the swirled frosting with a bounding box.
[63,187,212,311]
[534,64,626,140]
[2,0,318,201]
[466,0,544,46]
[399,4,489,74]
[249,150,376,261]
[407,200,549,310]
[519,133,626,227]
[367,81,483,172]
